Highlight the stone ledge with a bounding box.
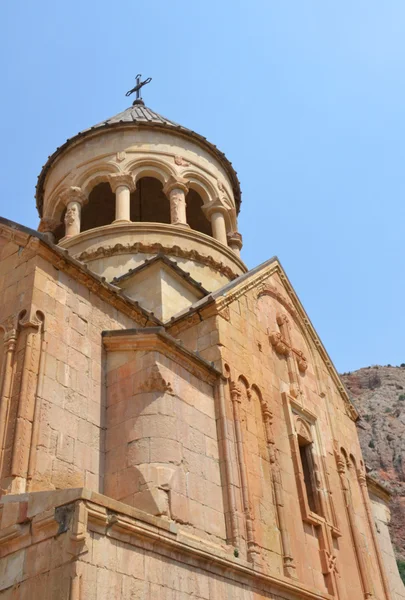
[0,488,334,600]
[102,327,223,383]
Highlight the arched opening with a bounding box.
[186,189,212,236]
[130,177,170,224]
[81,182,115,232]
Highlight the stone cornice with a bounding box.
[0,488,334,600]
[59,221,247,275]
[75,242,241,281]
[0,218,162,328]
[102,327,221,384]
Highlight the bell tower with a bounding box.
[36,79,245,320]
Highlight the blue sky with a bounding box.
[1,1,404,373]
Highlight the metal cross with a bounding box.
[125,74,152,104]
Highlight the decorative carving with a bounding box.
[218,305,231,322]
[229,379,260,566]
[268,314,308,398]
[295,417,313,444]
[75,242,239,281]
[116,151,126,162]
[269,331,289,356]
[295,350,308,374]
[217,179,226,193]
[257,284,299,322]
[258,390,297,578]
[108,173,135,193]
[64,204,79,227]
[59,186,87,207]
[169,189,186,225]
[138,364,173,395]
[230,381,242,403]
[174,155,190,167]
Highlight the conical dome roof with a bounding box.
[35,101,241,216]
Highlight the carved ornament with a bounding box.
[138,364,173,395]
[59,186,87,207]
[268,329,308,374]
[295,417,313,444]
[163,176,189,196]
[108,173,136,193]
[64,204,79,227]
[257,283,299,322]
[269,331,289,356]
[174,155,190,167]
[75,242,239,281]
[217,179,226,193]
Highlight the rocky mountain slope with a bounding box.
[341,365,405,559]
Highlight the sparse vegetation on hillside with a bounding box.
[341,365,405,563]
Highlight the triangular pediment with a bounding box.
[168,256,357,421]
[111,254,209,322]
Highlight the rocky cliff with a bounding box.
[341,365,405,559]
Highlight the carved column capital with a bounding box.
[230,382,242,403]
[60,186,87,207]
[4,330,17,352]
[201,197,227,220]
[109,173,136,193]
[335,452,346,475]
[163,176,189,197]
[357,469,367,487]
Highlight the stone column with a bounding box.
[163,177,189,226]
[64,201,82,238]
[227,231,243,257]
[203,199,228,245]
[109,173,135,223]
[211,211,227,245]
[61,187,86,239]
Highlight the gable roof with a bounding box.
[168,255,358,422]
[0,216,163,328]
[111,253,210,297]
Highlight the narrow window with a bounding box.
[299,441,318,514]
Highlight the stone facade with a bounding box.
[0,97,403,599]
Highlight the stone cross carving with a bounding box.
[269,314,307,398]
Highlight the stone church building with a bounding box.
[0,89,403,599]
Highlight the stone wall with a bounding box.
[368,483,405,600]
[0,232,137,496]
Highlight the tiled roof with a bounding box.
[92,102,180,128]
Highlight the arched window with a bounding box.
[130,177,170,224]
[186,189,212,237]
[81,182,115,232]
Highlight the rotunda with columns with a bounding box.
[36,97,246,295]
